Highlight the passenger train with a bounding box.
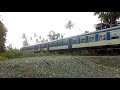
[20,25,120,55]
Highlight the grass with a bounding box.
[1,50,120,71]
[0,56,8,61]
[88,56,120,67]
[0,49,100,61]
[0,50,64,61]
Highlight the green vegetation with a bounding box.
[0,49,64,61]
[94,12,120,30]
[0,48,95,61]
[0,56,8,61]
[94,12,120,24]
[0,20,7,53]
[1,49,120,69]
[89,56,120,67]
[47,30,63,41]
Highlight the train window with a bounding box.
[89,34,95,42]
[110,30,120,39]
[63,39,68,45]
[42,44,44,48]
[80,36,86,43]
[53,42,55,46]
[50,42,56,47]
[53,41,57,46]
[52,42,54,46]
[49,42,53,47]
[52,42,54,47]
[43,43,47,48]
[58,40,63,46]
[72,38,78,44]
[49,43,50,47]
[98,32,106,41]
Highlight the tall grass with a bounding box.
[0,49,95,61]
[0,56,8,61]
[0,50,63,61]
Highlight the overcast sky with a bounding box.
[0,12,100,49]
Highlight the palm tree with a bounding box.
[34,33,37,38]
[22,33,27,39]
[85,31,89,33]
[55,33,60,39]
[39,36,41,40]
[65,20,74,36]
[22,38,29,47]
[107,12,120,25]
[41,38,45,43]
[36,38,39,44]
[47,30,62,40]
[47,30,56,41]
[30,37,32,41]
[94,12,120,29]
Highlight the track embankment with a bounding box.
[0,56,120,78]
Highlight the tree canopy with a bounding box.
[0,20,7,52]
[22,33,29,47]
[65,20,74,36]
[47,30,63,41]
[94,12,120,26]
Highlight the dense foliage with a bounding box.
[0,48,93,61]
[94,12,120,30]
[0,20,7,52]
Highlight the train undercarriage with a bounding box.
[46,44,120,56]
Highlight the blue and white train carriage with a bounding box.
[71,26,120,49]
[20,25,120,54]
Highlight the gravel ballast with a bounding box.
[0,56,120,78]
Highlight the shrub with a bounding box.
[0,56,8,61]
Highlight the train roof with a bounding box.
[55,25,120,39]
[72,25,120,37]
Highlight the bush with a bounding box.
[0,49,93,61]
[51,51,65,56]
[4,50,23,59]
[0,56,8,61]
